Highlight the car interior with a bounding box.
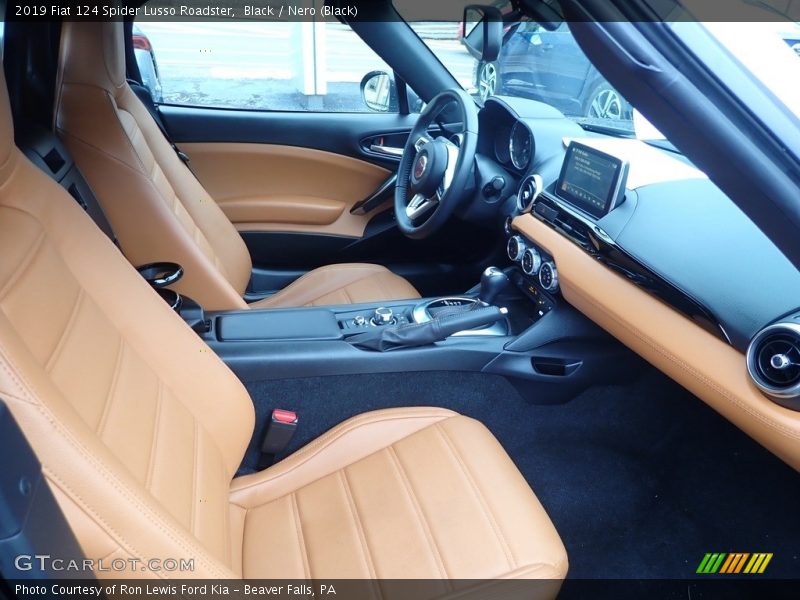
[1,0,800,594]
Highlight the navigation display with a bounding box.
[556,142,628,219]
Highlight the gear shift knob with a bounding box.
[479,266,512,306]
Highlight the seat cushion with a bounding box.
[250,263,420,308]
[229,408,567,586]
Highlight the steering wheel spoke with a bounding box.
[440,138,459,197]
[429,137,460,202]
[414,134,433,152]
[406,193,439,221]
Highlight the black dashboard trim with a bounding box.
[528,192,730,344]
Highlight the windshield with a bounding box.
[406,5,636,135]
[702,21,800,120]
[403,3,800,139]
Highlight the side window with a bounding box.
[133,21,396,113]
[407,22,471,108]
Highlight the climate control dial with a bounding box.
[507,235,527,262]
[521,247,542,275]
[538,261,559,292]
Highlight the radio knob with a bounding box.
[372,307,394,326]
[521,248,542,275]
[507,235,527,262]
[538,261,559,292]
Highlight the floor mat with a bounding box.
[243,369,800,579]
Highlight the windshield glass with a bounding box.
[406,2,635,135]
[702,21,800,120]
[402,2,800,139]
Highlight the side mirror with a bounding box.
[460,5,502,62]
[360,71,398,112]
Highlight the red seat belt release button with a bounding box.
[272,409,297,424]
[261,409,298,455]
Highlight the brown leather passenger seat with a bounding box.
[0,46,566,592]
[54,22,419,311]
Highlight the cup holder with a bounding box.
[136,262,184,289]
[156,288,183,312]
[137,262,184,311]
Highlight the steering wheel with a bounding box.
[395,88,479,239]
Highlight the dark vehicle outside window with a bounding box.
[472,22,633,128]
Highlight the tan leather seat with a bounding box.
[230,408,567,581]
[54,22,419,311]
[0,71,567,586]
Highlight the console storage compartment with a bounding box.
[216,308,342,342]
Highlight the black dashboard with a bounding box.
[470,96,800,354]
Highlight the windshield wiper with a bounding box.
[643,138,680,154]
[575,120,684,155]
[575,119,635,137]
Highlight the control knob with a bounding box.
[538,261,559,292]
[372,307,394,326]
[521,247,542,275]
[507,235,527,262]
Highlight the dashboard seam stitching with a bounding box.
[572,288,800,441]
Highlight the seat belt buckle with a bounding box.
[260,409,298,457]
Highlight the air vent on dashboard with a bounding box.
[516,174,543,213]
[747,323,800,410]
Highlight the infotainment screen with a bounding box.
[555,142,629,219]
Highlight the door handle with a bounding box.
[369,144,404,157]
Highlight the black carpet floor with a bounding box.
[242,369,800,581]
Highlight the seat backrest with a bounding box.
[55,22,252,311]
[0,68,255,576]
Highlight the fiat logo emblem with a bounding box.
[414,154,427,179]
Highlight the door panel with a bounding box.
[159,108,496,296]
[181,142,392,238]
[161,105,417,165]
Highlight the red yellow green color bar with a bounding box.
[696,552,773,574]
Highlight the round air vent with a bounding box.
[516,174,543,213]
[747,323,800,409]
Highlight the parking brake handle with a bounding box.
[348,305,507,352]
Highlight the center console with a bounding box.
[164,251,636,404]
[201,288,535,348]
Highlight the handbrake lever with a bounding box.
[348,305,507,352]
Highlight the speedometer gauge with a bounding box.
[509,121,533,170]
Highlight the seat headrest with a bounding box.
[0,67,15,169]
[57,21,126,96]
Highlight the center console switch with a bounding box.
[338,306,414,332]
